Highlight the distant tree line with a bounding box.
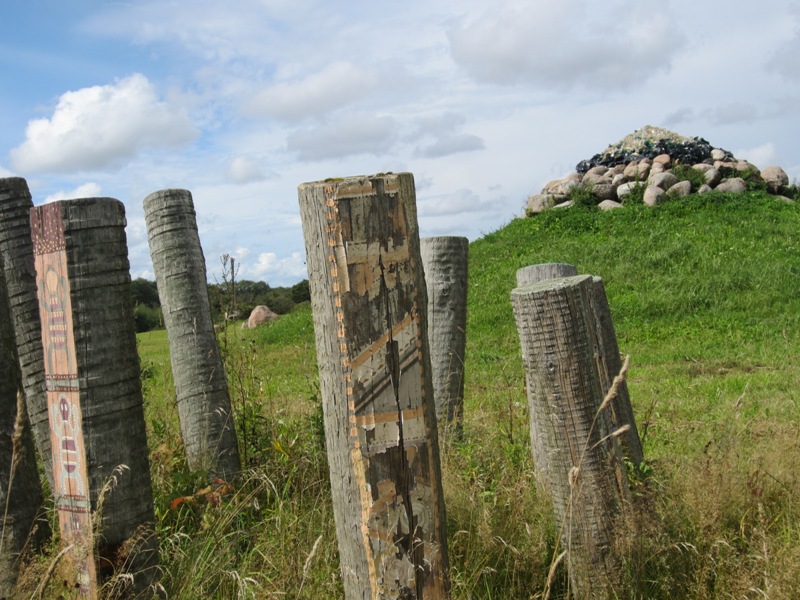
[131,278,311,333]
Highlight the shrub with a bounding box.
[671,164,707,191]
[566,184,597,209]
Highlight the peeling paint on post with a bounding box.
[298,173,449,599]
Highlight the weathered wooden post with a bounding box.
[0,178,52,482]
[511,275,629,598]
[516,262,577,287]
[31,199,158,597]
[0,265,49,597]
[143,189,241,479]
[298,173,449,599]
[588,277,643,466]
[419,236,468,431]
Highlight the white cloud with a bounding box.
[767,4,800,82]
[703,103,758,126]
[0,165,14,178]
[250,251,307,282]
[418,188,503,217]
[415,134,484,159]
[11,74,198,173]
[226,156,266,183]
[448,0,684,89]
[735,143,778,168]
[286,114,397,161]
[43,182,103,203]
[245,62,378,121]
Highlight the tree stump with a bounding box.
[0,264,48,598]
[0,177,52,484]
[143,189,241,480]
[31,199,158,597]
[516,262,578,287]
[419,236,468,431]
[511,275,629,598]
[298,173,449,599]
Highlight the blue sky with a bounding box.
[3,0,800,285]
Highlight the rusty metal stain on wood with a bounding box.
[31,202,98,598]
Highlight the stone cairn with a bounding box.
[527,125,795,214]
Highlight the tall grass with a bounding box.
[21,191,800,598]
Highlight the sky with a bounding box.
[2,0,800,286]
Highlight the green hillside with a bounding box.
[107,191,800,598]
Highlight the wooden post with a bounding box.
[143,189,241,479]
[516,262,577,288]
[588,277,643,466]
[419,236,468,430]
[0,265,49,597]
[298,173,449,599]
[511,275,628,598]
[0,178,53,484]
[31,199,158,597]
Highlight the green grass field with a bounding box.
[31,191,800,598]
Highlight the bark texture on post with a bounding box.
[299,173,449,599]
[0,177,52,483]
[420,236,468,429]
[32,199,158,597]
[0,265,48,598]
[589,277,643,466]
[516,262,577,288]
[511,275,628,599]
[143,189,240,479]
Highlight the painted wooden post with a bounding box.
[143,189,241,479]
[31,199,158,597]
[298,173,449,599]
[0,178,52,484]
[516,262,578,288]
[511,275,628,598]
[588,277,643,466]
[0,265,49,597]
[419,236,468,431]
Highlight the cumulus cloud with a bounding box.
[0,165,13,178]
[767,4,800,82]
[448,0,684,90]
[702,103,758,126]
[735,143,778,168]
[11,73,198,173]
[226,156,266,183]
[418,188,503,217]
[286,114,397,161]
[44,182,103,203]
[250,251,307,282]
[246,62,377,121]
[415,134,484,159]
[409,112,485,158]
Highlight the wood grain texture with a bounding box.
[419,236,468,430]
[515,263,578,288]
[511,275,628,599]
[32,198,158,597]
[299,173,449,599]
[143,189,241,480]
[0,177,52,484]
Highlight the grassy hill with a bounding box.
[120,191,800,598]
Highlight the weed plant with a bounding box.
[20,191,800,598]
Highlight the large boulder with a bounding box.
[245,305,278,329]
[716,178,747,194]
[761,166,789,194]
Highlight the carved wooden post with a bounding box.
[516,262,578,288]
[298,173,449,599]
[31,199,158,597]
[0,265,48,597]
[0,178,52,483]
[588,277,643,466]
[420,236,468,431]
[511,275,628,598]
[143,189,241,479]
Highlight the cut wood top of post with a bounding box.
[299,172,405,195]
[512,273,593,294]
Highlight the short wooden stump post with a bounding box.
[144,189,241,480]
[298,173,449,599]
[420,236,468,430]
[516,262,578,287]
[511,275,629,599]
[31,199,158,597]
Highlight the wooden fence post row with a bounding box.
[30,198,158,597]
[299,173,449,599]
[143,188,241,480]
[511,273,636,598]
[420,236,468,432]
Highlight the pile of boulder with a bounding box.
[527,125,795,214]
